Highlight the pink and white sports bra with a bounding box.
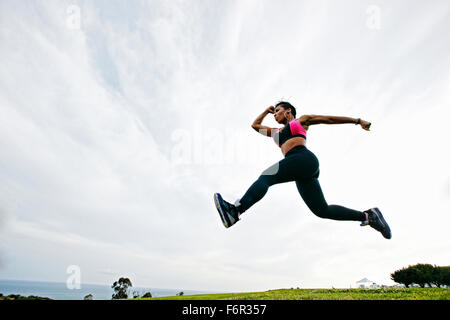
[273,119,307,148]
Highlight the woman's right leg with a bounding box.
[236,160,293,214]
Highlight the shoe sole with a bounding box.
[370,207,392,239]
[214,193,230,228]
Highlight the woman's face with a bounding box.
[274,106,290,124]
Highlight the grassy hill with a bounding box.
[135,288,449,300]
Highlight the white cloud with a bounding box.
[0,0,449,292]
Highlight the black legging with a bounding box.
[237,145,366,222]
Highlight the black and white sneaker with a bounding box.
[361,207,392,239]
[214,193,240,228]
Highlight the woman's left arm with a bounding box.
[299,115,371,130]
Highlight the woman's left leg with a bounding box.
[295,178,366,222]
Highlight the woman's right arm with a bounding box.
[251,106,276,137]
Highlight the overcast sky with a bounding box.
[1,0,449,292]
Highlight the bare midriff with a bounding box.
[281,136,307,156]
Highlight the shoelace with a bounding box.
[223,201,238,219]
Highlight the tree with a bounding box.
[111,277,133,299]
[440,266,450,287]
[391,264,450,288]
[412,264,435,288]
[142,292,152,298]
[431,265,444,288]
[176,291,184,296]
[391,266,416,288]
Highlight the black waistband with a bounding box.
[284,145,306,157]
[292,134,306,140]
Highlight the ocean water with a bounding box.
[0,279,217,300]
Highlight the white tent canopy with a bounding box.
[355,278,379,288]
[356,278,373,284]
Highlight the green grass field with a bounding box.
[135,288,449,300]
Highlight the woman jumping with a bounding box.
[214,101,392,239]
